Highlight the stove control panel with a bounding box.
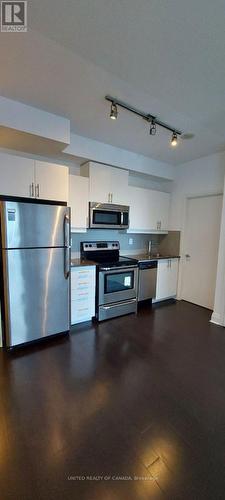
[81,241,120,252]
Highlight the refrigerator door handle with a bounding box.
[64,213,70,248]
[64,212,70,279]
[64,247,70,279]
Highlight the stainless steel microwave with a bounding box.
[89,202,129,229]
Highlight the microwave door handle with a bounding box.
[121,211,124,225]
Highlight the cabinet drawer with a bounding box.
[71,267,96,291]
[71,298,95,324]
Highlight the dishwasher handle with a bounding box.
[139,260,158,270]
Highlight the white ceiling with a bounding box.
[1,0,225,165]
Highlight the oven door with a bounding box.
[98,266,138,305]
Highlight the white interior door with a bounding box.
[182,194,222,309]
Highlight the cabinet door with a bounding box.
[89,164,111,203]
[127,186,151,231]
[168,259,179,297]
[71,266,96,324]
[35,161,68,202]
[110,168,129,204]
[69,175,89,231]
[155,260,170,300]
[155,191,170,231]
[0,153,35,198]
[155,259,179,301]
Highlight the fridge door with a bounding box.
[1,201,70,249]
[2,247,70,347]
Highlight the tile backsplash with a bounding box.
[71,230,180,256]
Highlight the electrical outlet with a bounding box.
[129,238,133,245]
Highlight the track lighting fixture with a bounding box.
[149,119,156,136]
[105,95,182,146]
[171,131,178,147]
[110,102,118,120]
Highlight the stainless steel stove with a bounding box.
[80,241,138,321]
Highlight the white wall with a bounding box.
[169,151,225,326]
[0,96,70,144]
[64,133,175,181]
[170,151,225,230]
[212,174,225,326]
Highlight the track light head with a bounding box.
[110,102,118,120]
[149,118,156,136]
[171,131,178,147]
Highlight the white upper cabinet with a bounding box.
[35,161,68,202]
[154,190,170,231]
[127,186,170,233]
[110,167,129,204]
[81,162,129,205]
[0,153,35,198]
[69,175,89,232]
[0,153,68,202]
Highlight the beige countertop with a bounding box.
[71,254,180,267]
[71,258,97,267]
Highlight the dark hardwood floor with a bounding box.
[0,300,225,499]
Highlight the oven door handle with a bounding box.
[100,266,138,272]
[101,299,137,310]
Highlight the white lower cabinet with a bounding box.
[71,266,96,324]
[153,258,179,302]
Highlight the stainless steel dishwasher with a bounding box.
[138,260,158,301]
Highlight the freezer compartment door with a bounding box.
[3,248,70,347]
[1,201,70,249]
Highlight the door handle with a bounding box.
[64,213,70,248]
[35,183,40,198]
[64,247,70,279]
[101,299,137,310]
[185,254,190,259]
[64,212,70,279]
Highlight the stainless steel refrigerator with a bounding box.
[0,200,71,348]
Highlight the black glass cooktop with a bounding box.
[97,256,138,270]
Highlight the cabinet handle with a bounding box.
[31,182,34,197]
[108,193,110,203]
[111,193,113,203]
[29,184,32,197]
[35,183,40,198]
